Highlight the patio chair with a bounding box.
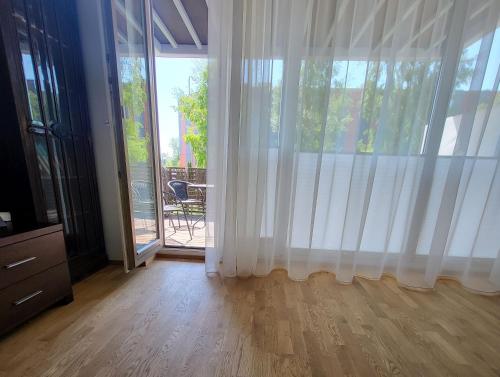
[131,180,156,230]
[162,190,184,237]
[167,180,205,235]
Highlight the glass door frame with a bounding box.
[103,0,164,269]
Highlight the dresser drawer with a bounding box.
[0,230,67,289]
[0,262,72,334]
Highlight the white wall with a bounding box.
[76,0,126,262]
[439,106,500,156]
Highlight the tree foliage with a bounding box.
[176,68,208,168]
[298,57,474,155]
[357,61,441,154]
[163,137,180,167]
[298,60,353,152]
[120,58,150,164]
[172,55,475,163]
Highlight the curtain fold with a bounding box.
[206,0,500,294]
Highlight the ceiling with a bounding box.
[153,0,208,46]
[152,0,207,56]
[114,0,208,56]
[115,0,494,58]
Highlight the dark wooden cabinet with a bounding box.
[0,0,107,281]
[0,225,73,335]
[0,227,67,289]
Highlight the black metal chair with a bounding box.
[167,180,205,236]
[162,190,182,237]
[131,180,156,231]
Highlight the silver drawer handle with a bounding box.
[4,256,37,269]
[13,290,43,306]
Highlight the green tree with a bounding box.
[298,59,352,152]
[357,57,474,154]
[28,90,42,121]
[357,61,440,154]
[120,58,149,163]
[165,137,180,167]
[175,68,208,168]
[294,54,474,155]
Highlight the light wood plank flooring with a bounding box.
[0,260,499,377]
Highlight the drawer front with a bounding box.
[0,262,72,334]
[0,231,66,289]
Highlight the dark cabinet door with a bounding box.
[7,0,107,281]
[11,0,60,225]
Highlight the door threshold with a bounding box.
[157,247,205,261]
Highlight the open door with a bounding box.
[104,0,163,270]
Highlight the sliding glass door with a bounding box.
[107,0,163,268]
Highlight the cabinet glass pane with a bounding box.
[13,0,59,224]
[33,135,59,223]
[12,0,42,122]
[25,0,57,123]
[50,136,76,240]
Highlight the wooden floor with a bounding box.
[1,260,499,377]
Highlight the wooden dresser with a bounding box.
[0,225,73,335]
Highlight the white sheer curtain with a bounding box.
[206,0,500,294]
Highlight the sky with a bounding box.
[154,57,206,155]
[458,27,500,91]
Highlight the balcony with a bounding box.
[161,167,206,248]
